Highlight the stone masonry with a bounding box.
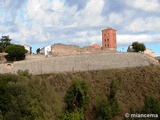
[51,43,116,57]
[0,52,158,75]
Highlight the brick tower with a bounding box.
[102,27,117,50]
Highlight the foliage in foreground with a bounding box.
[64,79,90,111]
[94,96,112,120]
[59,110,84,120]
[128,96,160,120]
[141,96,160,115]
[59,79,90,120]
[0,73,61,120]
[94,80,120,120]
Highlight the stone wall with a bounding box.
[51,43,116,56]
[0,52,158,75]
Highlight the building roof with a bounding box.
[91,44,101,49]
[23,44,31,48]
[102,27,116,31]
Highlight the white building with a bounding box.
[40,45,52,56]
[127,45,135,52]
[23,44,32,54]
[144,48,155,57]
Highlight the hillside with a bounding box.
[40,66,160,119]
[0,66,160,120]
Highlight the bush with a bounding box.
[0,74,18,118]
[108,80,120,117]
[4,44,27,61]
[94,81,120,120]
[64,78,90,111]
[0,74,62,119]
[17,69,32,78]
[0,110,3,120]
[94,96,112,120]
[0,79,11,116]
[141,96,160,115]
[59,110,84,120]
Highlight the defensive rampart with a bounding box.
[0,52,158,75]
[51,43,116,56]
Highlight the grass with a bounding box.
[39,66,160,120]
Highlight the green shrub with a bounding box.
[0,74,18,115]
[94,96,112,120]
[0,110,3,119]
[64,78,90,111]
[108,80,120,117]
[4,44,27,61]
[17,69,32,78]
[59,110,84,120]
[0,74,62,120]
[141,96,160,115]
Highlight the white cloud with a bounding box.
[108,13,123,25]
[126,17,160,33]
[117,34,160,46]
[0,0,160,52]
[126,0,160,12]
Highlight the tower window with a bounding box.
[107,39,109,41]
[104,33,108,36]
[105,44,106,47]
[105,39,106,41]
[108,44,109,47]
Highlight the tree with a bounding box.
[141,96,160,115]
[0,35,12,52]
[0,74,18,118]
[0,78,11,117]
[59,110,84,120]
[4,44,27,61]
[0,73,62,120]
[94,96,112,120]
[108,80,120,117]
[64,79,90,111]
[132,42,146,52]
[36,48,40,54]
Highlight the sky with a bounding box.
[0,0,160,55]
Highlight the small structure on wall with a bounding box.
[144,48,155,57]
[40,45,52,56]
[102,27,117,50]
[127,45,155,57]
[127,45,135,52]
[91,43,101,49]
[23,44,32,54]
[0,53,8,63]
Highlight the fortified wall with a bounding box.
[51,43,116,56]
[0,52,158,75]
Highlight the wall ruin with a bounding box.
[0,52,158,75]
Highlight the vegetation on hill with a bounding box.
[4,44,27,61]
[0,36,11,52]
[0,71,61,120]
[132,41,146,52]
[0,66,160,120]
[0,36,27,61]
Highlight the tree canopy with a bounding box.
[0,36,12,52]
[132,42,146,52]
[4,44,27,61]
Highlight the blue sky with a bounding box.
[0,0,160,55]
